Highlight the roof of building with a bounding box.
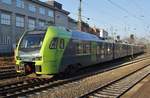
[29,0,70,15]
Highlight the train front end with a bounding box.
[15,30,47,75]
[15,26,72,75]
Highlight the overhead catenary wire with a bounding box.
[131,0,150,30]
[131,0,144,17]
[69,0,149,39]
[107,0,150,26]
[107,0,138,20]
[107,0,150,40]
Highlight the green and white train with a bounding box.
[15,26,144,75]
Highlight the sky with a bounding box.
[41,0,150,39]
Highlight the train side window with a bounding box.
[85,43,90,54]
[79,43,83,54]
[96,45,100,54]
[60,39,65,49]
[76,43,80,54]
[104,43,107,55]
[99,44,101,54]
[83,43,86,53]
[49,38,58,49]
[76,42,83,55]
[101,43,104,54]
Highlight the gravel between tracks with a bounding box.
[129,75,150,98]
[120,74,150,98]
[29,58,150,98]
[121,74,150,98]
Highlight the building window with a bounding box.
[1,0,11,4]
[16,0,24,8]
[28,18,35,29]
[38,20,45,27]
[16,16,24,27]
[39,7,45,15]
[0,35,10,45]
[28,4,36,12]
[1,13,11,25]
[48,10,54,17]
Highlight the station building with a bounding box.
[0,0,69,55]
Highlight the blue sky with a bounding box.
[41,0,150,39]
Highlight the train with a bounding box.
[15,26,144,75]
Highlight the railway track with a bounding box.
[0,53,147,80]
[0,66,17,79]
[0,78,53,97]
[0,57,15,66]
[81,65,150,98]
[0,55,149,98]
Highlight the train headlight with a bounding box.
[34,56,42,61]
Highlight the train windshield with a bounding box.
[19,31,45,49]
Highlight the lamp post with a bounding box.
[78,0,82,31]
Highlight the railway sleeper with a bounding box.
[0,69,16,73]
[0,82,27,92]
[104,88,127,92]
[0,79,48,95]
[100,90,122,95]
[107,85,129,90]
[101,89,125,94]
[97,91,120,96]
[93,93,117,98]
[0,71,16,74]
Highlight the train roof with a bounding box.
[71,31,102,42]
[48,26,113,43]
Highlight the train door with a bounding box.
[101,42,105,61]
[112,43,115,59]
[57,38,65,54]
[107,43,112,60]
[49,38,58,61]
[55,38,65,65]
[104,42,107,61]
[91,41,97,63]
[96,43,100,62]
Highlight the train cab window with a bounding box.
[60,39,65,49]
[49,38,58,49]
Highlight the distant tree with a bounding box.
[116,35,120,41]
[130,34,134,39]
[129,34,135,44]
